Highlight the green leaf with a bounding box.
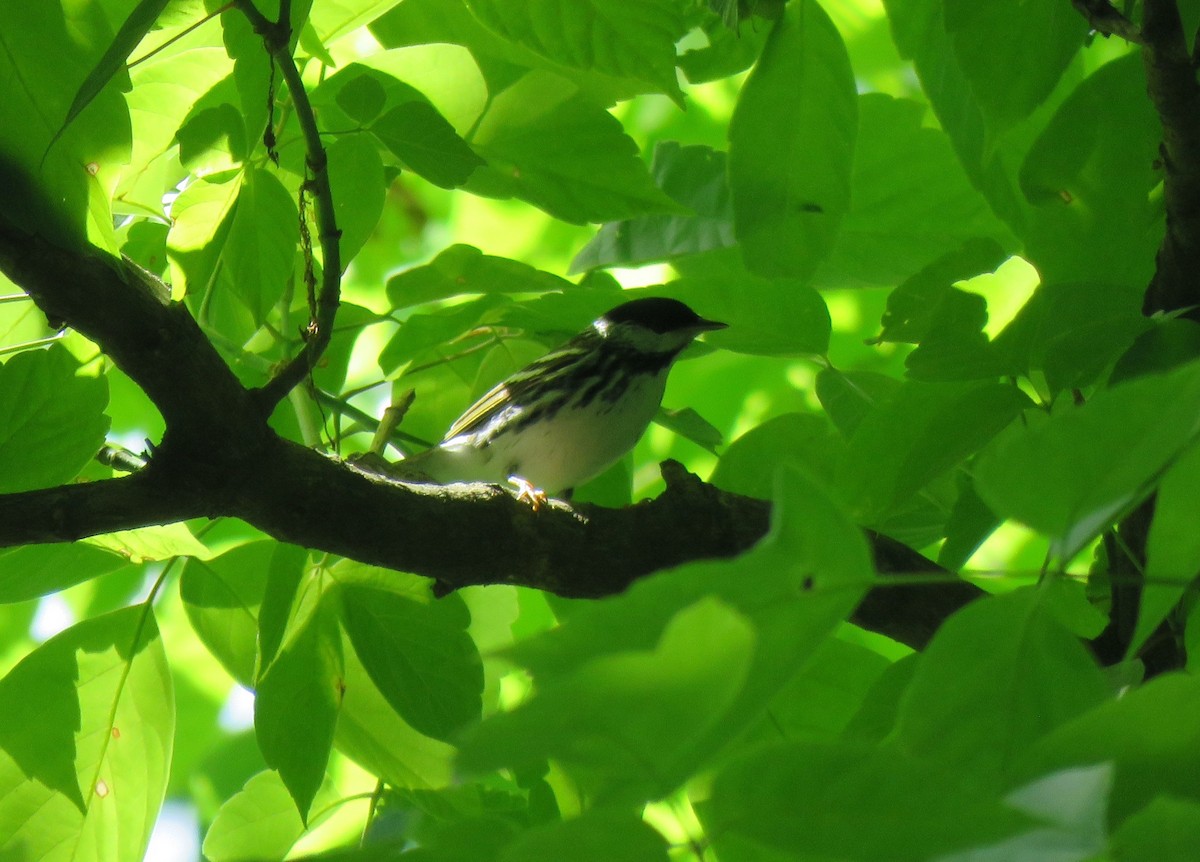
[387,244,573,310]
[1014,673,1200,825]
[370,101,484,188]
[875,239,1005,345]
[0,606,173,862]
[942,0,1084,133]
[119,40,233,218]
[316,52,488,138]
[176,102,248,179]
[0,544,127,604]
[225,167,299,325]
[378,295,505,373]
[711,413,844,501]
[0,1,131,250]
[709,740,1031,861]
[679,10,770,84]
[818,95,1013,289]
[327,134,386,267]
[49,0,168,156]
[881,0,1025,229]
[654,406,723,454]
[463,596,758,797]
[464,0,689,103]
[1136,441,1200,658]
[992,280,1150,396]
[815,368,901,438]
[335,73,387,123]
[0,344,109,493]
[938,474,1000,570]
[670,273,831,356]
[166,173,241,304]
[893,589,1109,789]
[498,809,669,862]
[963,764,1111,860]
[730,0,856,279]
[570,142,735,273]
[1113,319,1200,384]
[340,584,483,741]
[181,541,275,686]
[85,522,212,563]
[257,543,312,672]
[1021,53,1161,286]
[334,635,457,790]
[202,769,307,862]
[1111,796,1200,860]
[750,636,891,742]
[467,71,680,224]
[310,0,408,45]
[975,360,1200,560]
[837,379,1032,522]
[254,567,344,820]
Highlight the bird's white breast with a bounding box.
[420,369,669,493]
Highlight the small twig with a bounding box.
[369,390,417,456]
[0,333,65,357]
[1071,0,1146,43]
[97,444,149,473]
[233,0,344,414]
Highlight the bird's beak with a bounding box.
[695,317,727,333]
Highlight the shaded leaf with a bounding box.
[710,740,1031,861]
[254,568,344,820]
[975,360,1200,560]
[570,142,734,273]
[371,101,484,188]
[894,589,1109,788]
[341,584,483,741]
[730,0,856,279]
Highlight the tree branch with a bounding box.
[0,227,259,453]
[1141,0,1200,316]
[1071,0,1145,44]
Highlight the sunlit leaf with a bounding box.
[0,606,173,862]
[0,344,109,494]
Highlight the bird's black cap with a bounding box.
[600,297,726,334]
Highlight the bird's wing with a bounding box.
[443,377,512,440]
[442,335,593,440]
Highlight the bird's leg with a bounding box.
[507,475,548,511]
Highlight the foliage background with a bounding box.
[2,0,1200,859]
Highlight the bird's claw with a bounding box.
[508,476,548,511]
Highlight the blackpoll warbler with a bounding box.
[404,297,725,502]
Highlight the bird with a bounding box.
[398,296,726,505]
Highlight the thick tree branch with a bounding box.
[1141,0,1200,316]
[0,227,261,454]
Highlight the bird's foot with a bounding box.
[507,476,548,511]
